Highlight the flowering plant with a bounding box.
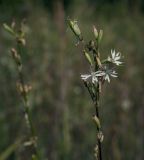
[68,18,123,160]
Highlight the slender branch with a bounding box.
[82,40,103,160]
[16,43,40,160]
[82,41,103,160]
[93,45,103,160]
[18,67,39,155]
[94,87,102,160]
[83,81,95,101]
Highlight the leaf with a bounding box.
[3,23,15,36]
[83,50,93,65]
[93,115,101,129]
[0,139,21,160]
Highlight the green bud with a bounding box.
[68,18,83,41]
[72,21,81,36]
[98,29,103,43]
[93,25,98,40]
[83,50,93,65]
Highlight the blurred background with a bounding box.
[0,0,144,160]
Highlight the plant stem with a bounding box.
[94,87,102,160]
[19,71,39,157]
[83,82,95,101]
[93,43,103,160]
[79,36,103,160]
[16,43,40,160]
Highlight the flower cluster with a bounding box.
[68,19,124,160]
[81,50,122,83]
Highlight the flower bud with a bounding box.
[17,38,26,46]
[94,145,99,159]
[16,82,32,95]
[11,21,16,29]
[97,131,104,143]
[83,50,93,65]
[98,29,103,43]
[11,48,22,68]
[68,18,83,41]
[93,115,101,129]
[93,25,98,40]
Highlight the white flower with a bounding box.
[81,72,98,84]
[81,68,118,83]
[81,74,91,80]
[95,69,118,83]
[107,50,122,66]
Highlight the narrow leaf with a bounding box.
[0,139,21,160]
[3,23,15,36]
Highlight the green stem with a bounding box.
[83,81,95,101]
